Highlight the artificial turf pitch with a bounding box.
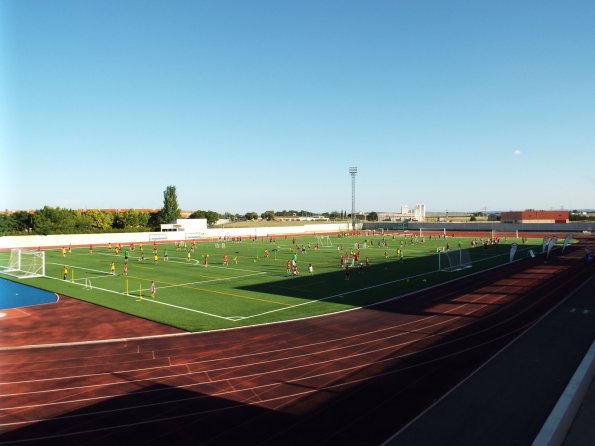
[0,233,543,332]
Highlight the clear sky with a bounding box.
[2,0,594,214]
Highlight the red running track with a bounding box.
[0,239,593,446]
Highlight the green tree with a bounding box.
[72,210,92,232]
[0,211,34,234]
[159,185,181,224]
[206,210,220,226]
[366,211,379,221]
[11,211,34,232]
[189,210,220,227]
[33,206,78,234]
[148,211,162,231]
[190,210,206,219]
[130,210,149,230]
[261,210,275,221]
[245,212,258,221]
[114,209,150,231]
[84,210,114,231]
[223,212,236,222]
[0,215,12,235]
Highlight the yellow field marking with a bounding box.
[197,287,293,307]
[153,278,293,307]
[268,281,325,293]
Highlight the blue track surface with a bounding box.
[0,278,58,310]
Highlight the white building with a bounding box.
[160,218,207,233]
[377,204,426,222]
[413,204,426,222]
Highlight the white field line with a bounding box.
[47,261,113,279]
[45,244,544,323]
[241,271,433,320]
[42,275,233,321]
[91,251,264,273]
[237,248,538,320]
[156,271,266,291]
[47,259,267,319]
[2,241,566,355]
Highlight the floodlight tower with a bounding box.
[349,166,357,231]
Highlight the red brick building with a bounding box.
[500,210,569,224]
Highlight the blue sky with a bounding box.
[2,0,594,214]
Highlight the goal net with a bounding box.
[438,249,472,272]
[316,235,333,247]
[1,249,46,278]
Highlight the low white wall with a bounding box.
[532,340,595,446]
[0,232,163,250]
[0,223,351,250]
[205,223,350,239]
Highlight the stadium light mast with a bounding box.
[349,167,357,231]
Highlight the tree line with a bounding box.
[0,207,159,236]
[0,207,362,235]
[0,185,379,236]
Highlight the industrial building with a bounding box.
[500,210,569,224]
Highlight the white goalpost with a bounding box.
[316,235,333,247]
[1,249,46,278]
[438,249,472,272]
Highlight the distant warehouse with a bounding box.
[500,210,569,224]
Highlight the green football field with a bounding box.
[0,233,544,331]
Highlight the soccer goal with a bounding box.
[316,235,333,247]
[438,249,472,272]
[1,249,46,278]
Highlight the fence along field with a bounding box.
[0,233,545,331]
